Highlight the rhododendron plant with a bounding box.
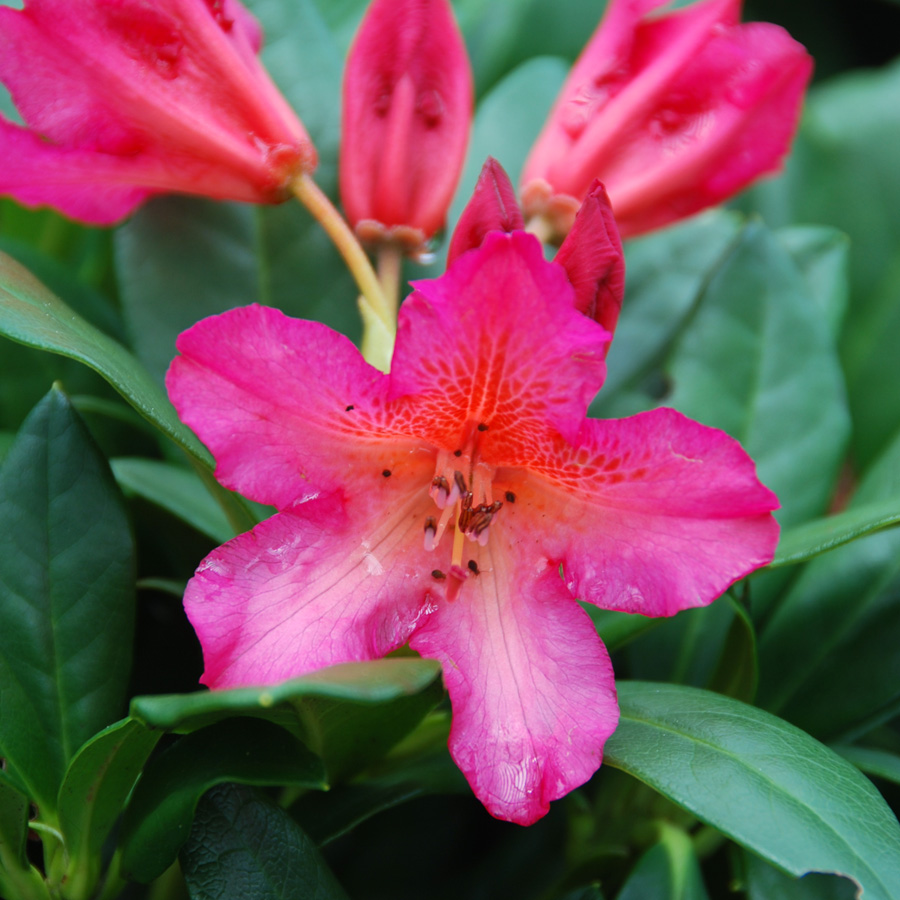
[0,0,315,223]
[521,0,813,239]
[340,0,472,253]
[167,228,779,824]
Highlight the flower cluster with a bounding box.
[1,0,801,824]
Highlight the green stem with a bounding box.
[290,173,393,335]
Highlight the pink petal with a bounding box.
[446,157,524,266]
[521,408,779,616]
[410,524,618,825]
[340,0,472,243]
[389,231,610,455]
[187,488,439,688]
[0,118,152,223]
[553,181,625,341]
[0,0,313,218]
[167,305,427,508]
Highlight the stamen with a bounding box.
[424,516,437,551]
[430,474,451,507]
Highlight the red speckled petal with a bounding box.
[389,231,610,458]
[167,305,430,509]
[517,408,780,616]
[410,522,618,825]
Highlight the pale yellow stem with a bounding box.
[289,173,393,337]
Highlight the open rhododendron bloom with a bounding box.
[0,0,315,224]
[521,0,813,239]
[167,230,779,824]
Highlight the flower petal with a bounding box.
[522,408,780,616]
[553,180,625,341]
[187,486,439,688]
[446,157,524,265]
[390,231,610,456]
[167,305,426,508]
[409,526,618,825]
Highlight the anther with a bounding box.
[453,470,467,495]
[505,491,516,503]
[431,475,451,506]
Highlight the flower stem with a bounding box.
[359,243,404,372]
[290,173,394,340]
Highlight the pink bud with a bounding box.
[554,181,624,344]
[446,157,523,265]
[0,0,316,224]
[340,0,473,254]
[521,0,813,239]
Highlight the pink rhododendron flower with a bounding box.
[167,230,779,825]
[0,0,316,224]
[340,0,472,252]
[521,0,813,239]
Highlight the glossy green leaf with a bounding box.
[742,852,857,900]
[776,226,850,339]
[57,719,161,899]
[0,250,211,465]
[605,682,900,900]
[0,774,50,900]
[834,746,900,788]
[0,389,135,813]
[180,782,349,900]
[665,221,849,532]
[616,825,709,900]
[770,498,900,568]
[706,596,758,704]
[585,606,659,652]
[131,659,444,780]
[111,457,235,543]
[119,718,326,884]
[758,426,900,741]
[293,746,467,846]
[596,210,743,406]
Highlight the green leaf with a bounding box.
[605,682,900,900]
[119,718,326,884]
[180,782,349,900]
[0,773,50,900]
[596,210,743,406]
[834,746,900,788]
[706,596,758,704]
[0,388,135,814]
[758,426,900,741]
[585,606,659,652]
[665,221,849,532]
[616,824,709,900]
[742,852,857,900]
[57,719,162,899]
[770,498,900,568]
[130,659,444,780]
[0,250,211,465]
[111,457,235,543]
[776,226,850,340]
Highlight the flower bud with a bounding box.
[340,0,473,255]
[521,0,812,239]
